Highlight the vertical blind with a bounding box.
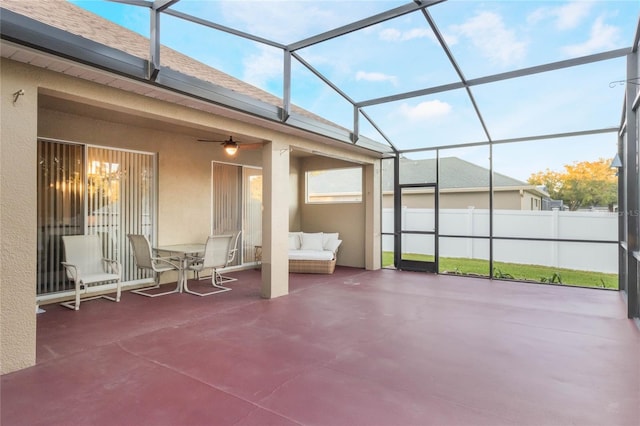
[36,140,156,295]
[243,167,263,262]
[212,162,242,265]
[87,146,155,283]
[212,162,262,265]
[37,140,84,294]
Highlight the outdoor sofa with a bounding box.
[288,232,342,274]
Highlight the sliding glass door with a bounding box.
[212,162,262,266]
[37,140,156,295]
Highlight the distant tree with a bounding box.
[528,158,617,211]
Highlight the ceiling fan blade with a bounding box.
[239,143,263,150]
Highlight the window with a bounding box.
[305,167,362,203]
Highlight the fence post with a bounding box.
[402,206,407,255]
[467,206,474,258]
[551,208,559,267]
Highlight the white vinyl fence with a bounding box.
[383,208,618,274]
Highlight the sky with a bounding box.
[70,0,640,181]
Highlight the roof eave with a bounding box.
[0,7,388,158]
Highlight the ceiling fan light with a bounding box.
[223,141,238,156]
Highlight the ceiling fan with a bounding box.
[197,136,262,156]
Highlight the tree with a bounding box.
[528,158,617,211]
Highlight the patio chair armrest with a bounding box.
[153,256,181,269]
[60,262,79,281]
[102,258,121,275]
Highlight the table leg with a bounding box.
[178,258,188,293]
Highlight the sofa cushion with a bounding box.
[322,232,339,249]
[288,233,300,250]
[300,232,324,251]
[325,239,342,253]
[288,249,335,261]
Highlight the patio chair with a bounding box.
[219,230,242,283]
[195,230,242,283]
[127,234,181,297]
[60,234,122,311]
[185,234,234,296]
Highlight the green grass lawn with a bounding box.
[382,252,618,289]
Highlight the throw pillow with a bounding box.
[325,239,342,253]
[300,232,324,251]
[322,232,339,249]
[288,234,299,250]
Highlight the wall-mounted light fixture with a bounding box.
[12,89,24,105]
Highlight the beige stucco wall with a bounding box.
[298,156,366,268]
[382,190,541,210]
[289,157,301,230]
[1,60,39,374]
[1,57,381,373]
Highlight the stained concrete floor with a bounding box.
[2,267,639,426]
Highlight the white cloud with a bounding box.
[379,27,432,41]
[399,100,452,121]
[528,1,594,30]
[563,16,621,56]
[219,1,374,43]
[355,71,397,85]
[554,1,594,30]
[451,12,527,66]
[242,46,282,89]
[379,26,457,45]
[379,28,402,41]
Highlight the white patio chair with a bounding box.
[60,234,122,311]
[185,235,234,296]
[127,234,181,297]
[219,230,242,284]
[195,230,242,283]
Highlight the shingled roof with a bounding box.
[0,0,335,127]
[382,157,539,192]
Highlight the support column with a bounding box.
[261,140,290,298]
[625,51,639,319]
[365,161,381,270]
[1,60,38,374]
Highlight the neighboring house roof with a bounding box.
[382,157,548,196]
[0,0,342,130]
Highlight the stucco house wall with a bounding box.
[1,58,39,375]
[0,58,381,374]
[297,156,366,268]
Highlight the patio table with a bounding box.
[155,243,204,293]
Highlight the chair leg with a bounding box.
[131,272,180,298]
[218,273,238,284]
[60,279,122,310]
[60,280,83,310]
[75,284,81,310]
[183,268,231,297]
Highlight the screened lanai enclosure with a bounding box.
[2,0,640,321]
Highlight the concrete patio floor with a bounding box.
[2,267,639,426]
